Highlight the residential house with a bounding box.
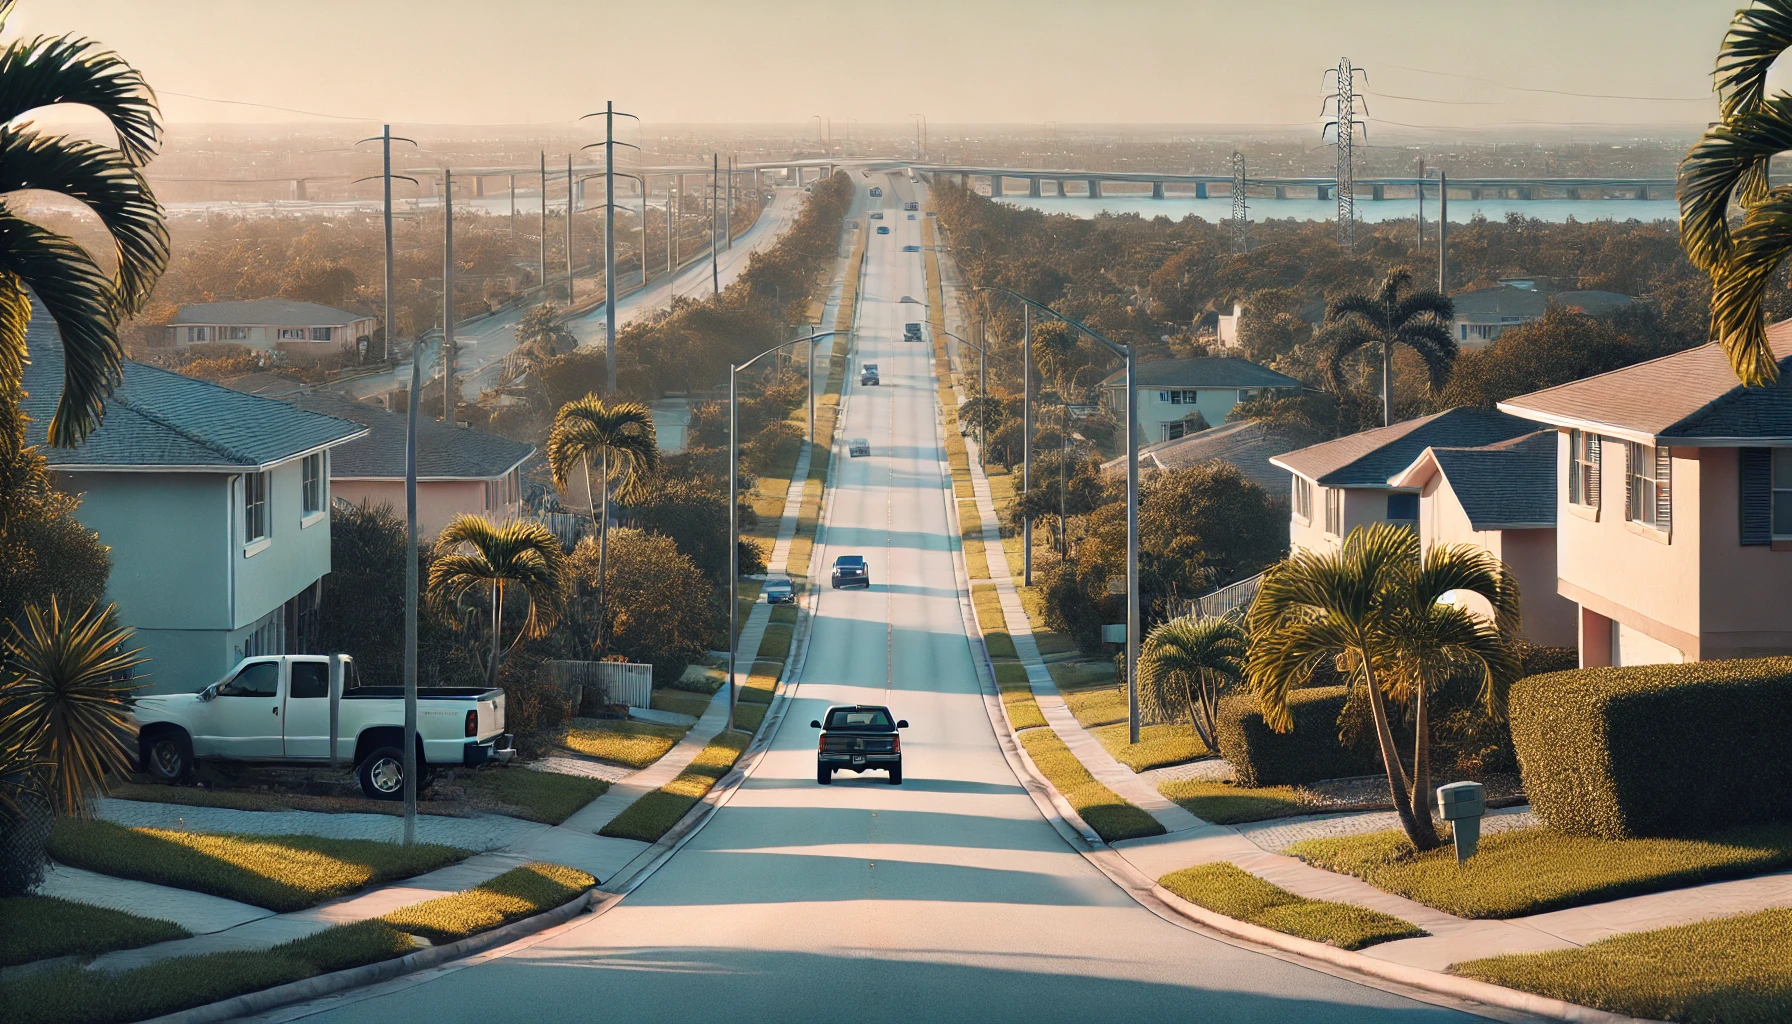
[1102,419,1295,495]
[286,390,536,538]
[1499,323,1792,665]
[1097,357,1300,443]
[1450,284,1633,350]
[164,300,377,355]
[23,311,366,693]
[1270,408,1536,556]
[1385,431,1578,648]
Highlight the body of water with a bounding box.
[993,195,1679,225]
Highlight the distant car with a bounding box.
[831,554,870,588]
[860,365,879,385]
[905,201,919,211]
[909,176,919,184]
[848,438,870,458]
[763,577,794,604]
[804,185,812,193]
[876,225,890,235]
[902,244,920,252]
[869,186,883,197]
[811,704,907,785]
[904,322,923,342]
[870,211,884,219]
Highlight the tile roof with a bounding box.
[1498,320,1792,445]
[1098,356,1301,391]
[286,390,535,480]
[1398,431,1557,530]
[1103,419,1295,493]
[1270,407,1537,487]
[168,299,370,327]
[21,306,365,470]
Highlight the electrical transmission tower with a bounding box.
[1230,152,1248,254]
[1322,59,1368,252]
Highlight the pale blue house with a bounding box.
[23,309,366,693]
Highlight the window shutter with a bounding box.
[1655,445,1672,531]
[1587,435,1601,507]
[1740,447,1772,545]
[1624,443,1636,521]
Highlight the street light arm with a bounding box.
[971,285,1129,361]
[734,331,840,375]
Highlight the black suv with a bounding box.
[812,704,907,784]
[860,363,879,385]
[830,554,869,589]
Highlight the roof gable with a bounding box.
[1105,419,1296,492]
[1099,357,1301,391]
[1271,407,1537,487]
[169,299,368,327]
[1418,431,1557,530]
[286,390,536,480]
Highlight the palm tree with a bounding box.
[0,3,169,446]
[428,515,569,685]
[0,599,145,816]
[1137,615,1248,754]
[1679,0,1792,387]
[1245,523,1520,852]
[1321,271,1456,427]
[546,397,659,647]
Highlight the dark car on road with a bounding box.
[848,438,870,458]
[811,704,907,784]
[876,225,890,235]
[763,576,794,604]
[831,554,869,589]
[860,363,879,385]
[904,201,919,211]
[903,322,923,342]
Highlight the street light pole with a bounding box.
[565,154,574,306]
[1022,303,1032,586]
[711,153,721,297]
[538,152,547,298]
[442,167,455,423]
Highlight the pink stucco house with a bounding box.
[1499,325,1792,666]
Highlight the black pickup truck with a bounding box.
[811,705,907,784]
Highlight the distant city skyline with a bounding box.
[24,1,1746,131]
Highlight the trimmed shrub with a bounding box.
[1510,658,1792,839]
[1215,687,1382,787]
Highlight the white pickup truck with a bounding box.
[132,654,514,800]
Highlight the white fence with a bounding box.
[1166,570,1267,623]
[541,660,654,713]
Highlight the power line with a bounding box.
[158,90,582,128]
[1378,64,1710,103]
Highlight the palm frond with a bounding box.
[1324,292,1381,325]
[546,396,661,502]
[0,212,120,446]
[1708,186,1792,386]
[1392,289,1454,326]
[0,25,160,166]
[1392,318,1459,393]
[1319,319,1383,396]
[429,515,569,638]
[1715,0,1792,120]
[1677,98,1792,273]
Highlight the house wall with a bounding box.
[334,478,492,539]
[233,458,332,630]
[1288,483,1389,555]
[1415,471,1575,647]
[1695,447,1792,658]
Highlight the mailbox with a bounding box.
[1435,780,1486,863]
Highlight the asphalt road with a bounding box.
[265,172,1502,1024]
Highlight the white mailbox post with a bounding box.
[1436,780,1486,863]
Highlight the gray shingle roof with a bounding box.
[1452,286,1549,322]
[169,300,369,327]
[21,306,366,470]
[1498,319,1792,444]
[286,390,535,480]
[1270,407,1537,487]
[1098,357,1301,391]
[1104,420,1295,493]
[1418,431,1556,530]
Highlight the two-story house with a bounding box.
[24,313,365,693]
[1499,325,1792,665]
[1097,357,1301,443]
[1270,407,1535,555]
[164,300,377,356]
[287,390,536,538]
[1101,419,1296,495]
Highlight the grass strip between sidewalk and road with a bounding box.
[972,584,1018,659]
[1,895,189,968]
[1017,727,1164,843]
[598,730,753,843]
[1160,862,1426,951]
[1453,907,1792,1024]
[559,718,688,770]
[993,662,1047,731]
[102,782,469,818]
[1289,821,1792,919]
[452,768,609,826]
[46,819,469,913]
[378,862,595,944]
[1158,778,1309,825]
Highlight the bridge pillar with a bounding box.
[1029,177,1042,197]
[1087,178,1102,198]
[1371,184,1385,201]
[474,176,485,198]
[1056,179,1067,197]
[794,167,803,187]
[1317,184,1331,201]
[1274,186,1287,200]
[1517,185,1533,200]
[960,174,968,189]
[1151,181,1164,199]
[989,174,1003,197]
[1195,182,1207,199]
[1469,188,1482,201]
[1636,186,1649,200]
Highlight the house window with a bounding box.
[1569,429,1600,507]
[1626,442,1670,530]
[311,327,333,341]
[1324,487,1345,536]
[1387,492,1419,521]
[1772,449,1792,539]
[1293,477,1313,522]
[278,328,307,341]
[244,471,270,543]
[301,453,324,516]
[1238,388,1259,403]
[187,326,212,344]
[226,326,250,340]
[242,608,283,659]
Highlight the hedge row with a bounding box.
[1214,687,1383,788]
[1510,657,1792,839]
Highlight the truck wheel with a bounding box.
[358,746,406,800]
[817,765,832,785]
[142,731,193,784]
[888,765,902,786]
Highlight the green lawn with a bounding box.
[1454,908,1792,1024]
[1160,862,1425,950]
[756,623,794,662]
[1051,661,1117,697]
[1159,778,1310,825]
[738,660,783,704]
[1,896,189,968]
[992,661,1046,730]
[455,768,610,825]
[769,604,799,626]
[1018,727,1164,843]
[103,782,467,818]
[665,663,724,696]
[1289,821,1792,919]
[1090,722,1208,772]
[379,862,594,943]
[46,820,469,913]
[599,730,753,843]
[560,718,687,769]
[972,585,1018,659]
[731,700,768,733]
[649,686,712,720]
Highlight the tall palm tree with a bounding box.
[546,396,659,647]
[1321,271,1456,427]
[428,516,568,685]
[1245,523,1520,851]
[1137,615,1248,754]
[0,599,145,816]
[0,2,168,446]
[1679,0,1792,387]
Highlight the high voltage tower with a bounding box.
[1322,58,1368,252]
[1230,152,1248,253]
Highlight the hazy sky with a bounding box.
[21,1,1753,131]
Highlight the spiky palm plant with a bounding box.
[428,516,569,685]
[1678,0,1792,386]
[1321,271,1456,427]
[0,1,168,446]
[1245,523,1520,852]
[1136,615,1248,754]
[546,397,659,649]
[0,599,145,816]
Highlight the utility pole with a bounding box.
[1022,304,1033,587]
[711,152,720,297]
[725,155,733,250]
[538,152,547,299]
[1416,159,1425,252]
[508,173,516,238]
[1323,58,1368,252]
[442,167,455,423]
[668,175,676,275]
[1230,151,1248,254]
[584,100,641,396]
[565,154,574,305]
[1438,170,1449,293]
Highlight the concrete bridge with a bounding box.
[907,165,1679,202]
